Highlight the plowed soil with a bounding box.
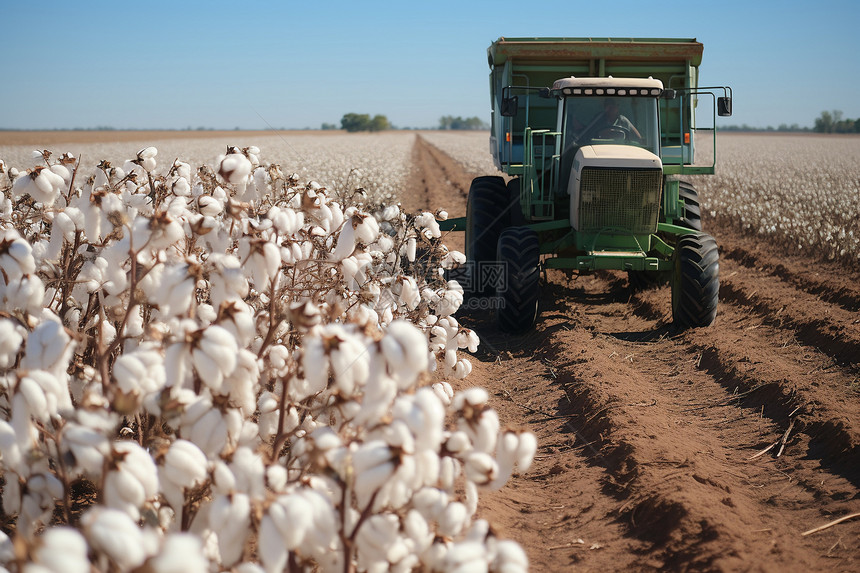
[405,135,860,572]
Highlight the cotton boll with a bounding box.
[490,540,529,573]
[217,153,253,185]
[190,325,239,394]
[0,319,24,368]
[161,439,209,512]
[103,441,159,520]
[31,527,90,573]
[62,422,110,475]
[20,473,64,537]
[380,320,429,389]
[0,232,36,276]
[82,507,153,570]
[208,493,250,567]
[439,501,469,538]
[464,452,498,487]
[147,533,209,573]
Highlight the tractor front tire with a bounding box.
[466,176,509,295]
[671,233,719,328]
[496,227,540,332]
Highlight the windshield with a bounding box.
[562,96,660,156]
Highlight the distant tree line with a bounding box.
[813,110,860,133]
[339,113,391,132]
[438,116,488,130]
[721,110,860,133]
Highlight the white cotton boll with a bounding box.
[454,357,473,379]
[515,432,538,473]
[352,441,397,507]
[265,493,314,551]
[49,163,70,182]
[457,328,480,353]
[431,381,454,406]
[0,233,36,276]
[217,153,253,185]
[396,276,421,310]
[62,422,110,475]
[406,237,417,262]
[258,513,289,573]
[492,540,529,573]
[331,220,357,261]
[439,456,461,490]
[445,541,488,573]
[354,213,379,244]
[31,526,89,573]
[172,176,191,196]
[0,319,24,368]
[2,274,46,316]
[104,441,159,520]
[380,320,429,388]
[198,195,222,217]
[143,262,194,318]
[415,212,442,238]
[161,439,209,511]
[439,501,469,538]
[209,493,250,567]
[181,399,229,457]
[465,452,498,487]
[147,533,208,573]
[0,420,24,472]
[191,325,239,394]
[229,446,266,500]
[82,507,151,570]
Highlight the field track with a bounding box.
[409,135,860,571]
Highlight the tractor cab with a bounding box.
[552,77,664,203]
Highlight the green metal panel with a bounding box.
[488,38,704,68]
[545,254,673,272]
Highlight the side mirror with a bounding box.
[501,96,518,117]
[660,89,676,100]
[718,96,732,117]
[538,87,551,99]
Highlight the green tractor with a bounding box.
[442,37,732,332]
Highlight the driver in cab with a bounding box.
[597,99,642,140]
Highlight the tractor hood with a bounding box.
[569,145,664,234]
[573,144,662,172]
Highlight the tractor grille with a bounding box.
[579,167,662,234]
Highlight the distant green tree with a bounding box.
[814,110,859,133]
[341,113,371,132]
[814,110,834,133]
[368,115,391,132]
[321,122,338,130]
[438,115,488,130]
[340,113,389,132]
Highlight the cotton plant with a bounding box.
[0,145,536,572]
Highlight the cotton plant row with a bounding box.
[0,144,536,572]
[695,133,860,264]
[0,132,414,207]
[416,132,503,177]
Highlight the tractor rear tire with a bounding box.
[671,233,719,328]
[678,180,703,231]
[466,176,509,295]
[496,227,540,332]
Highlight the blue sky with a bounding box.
[1,0,858,130]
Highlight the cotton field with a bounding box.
[0,142,535,572]
[0,132,415,206]
[694,133,860,263]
